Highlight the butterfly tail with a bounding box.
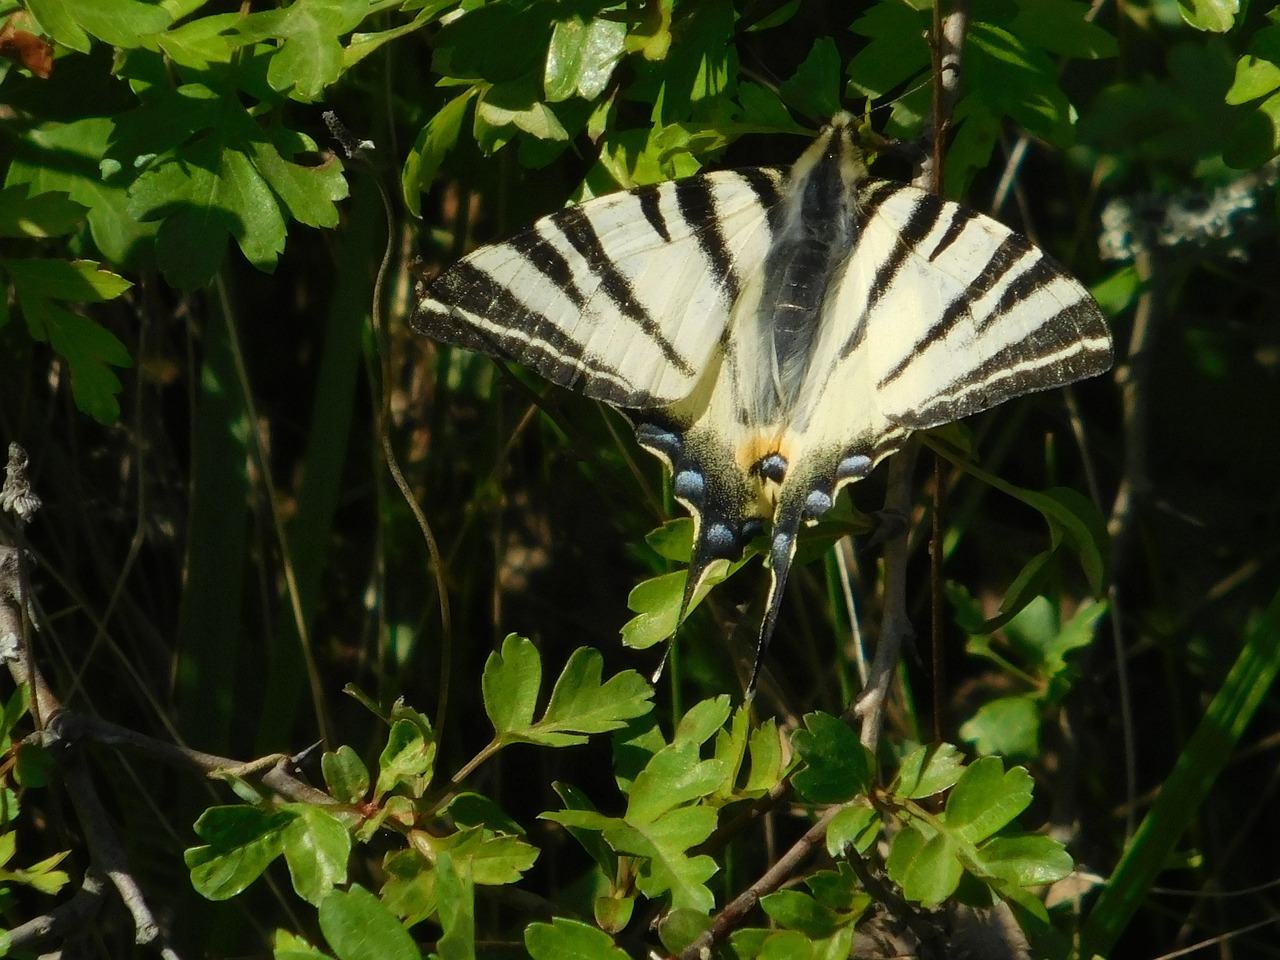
[746,504,804,695]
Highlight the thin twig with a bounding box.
[677,802,850,960]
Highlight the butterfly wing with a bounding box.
[413,169,786,408]
[849,181,1114,428]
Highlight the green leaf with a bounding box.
[185,806,296,901]
[526,917,631,960]
[975,834,1074,886]
[960,697,1042,759]
[657,908,713,953]
[607,807,719,912]
[894,743,966,799]
[226,0,369,102]
[847,0,931,99]
[378,849,436,927]
[0,185,86,240]
[282,805,351,906]
[674,696,732,747]
[743,717,784,795]
[1008,0,1118,59]
[375,719,435,800]
[1226,26,1280,104]
[825,804,880,858]
[477,74,570,146]
[322,745,370,804]
[1178,0,1238,32]
[14,741,54,789]
[595,894,634,934]
[1224,91,1280,168]
[965,22,1074,148]
[760,889,840,937]
[521,647,653,746]
[626,742,727,824]
[544,15,627,102]
[318,885,422,960]
[403,90,475,217]
[896,828,964,907]
[445,793,524,834]
[791,712,872,803]
[483,634,542,736]
[25,0,170,53]
[779,37,843,120]
[549,782,617,877]
[943,757,1033,842]
[273,929,332,960]
[435,852,475,960]
[434,827,539,885]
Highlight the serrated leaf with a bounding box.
[778,37,843,120]
[607,807,719,912]
[185,806,295,901]
[282,805,351,906]
[272,928,331,960]
[548,782,616,876]
[322,745,370,804]
[435,852,475,960]
[825,804,880,857]
[791,712,872,803]
[403,90,475,217]
[318,885,422,960]
[674,696,732,747]
[847,0,931,98]
[976,834,1074,886]
[521,647,652,746]
[960,697,1042,759]
[1178,0,1238,32]
[943,757,1033,842]
[434,827,539,886]
[760,889,840,937]
[1008,0,1118,59]
[898,830,964,907]
[744,717,784,795]
[445,793,524,834]
[227,0,368,102]
[544,15,626,102]
[526,917,631,960]
[483,635,541,736]
[894,743,965,799]
[378,849,436,927]
[25,0,171,53]
[626,742,727,824]
[375,719,435,800]
[0,186,86,239]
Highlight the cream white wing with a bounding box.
[413,168,785,408]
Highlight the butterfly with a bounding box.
[413,113,1113,687]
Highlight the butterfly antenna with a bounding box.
[746,505,804,696]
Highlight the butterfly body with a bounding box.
[414,113,1113,684]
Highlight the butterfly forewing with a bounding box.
[414,169,784,407]
[854,181,1113,428]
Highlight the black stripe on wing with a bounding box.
[897,299,1113,426]
[417,261,640,402]
[549,205,697,380]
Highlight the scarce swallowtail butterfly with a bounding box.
[412,113,1113,688]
